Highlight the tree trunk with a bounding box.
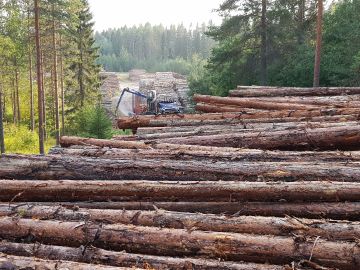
[52,4,60,145]
[0,84,5,154]
[0,242,287,270]
[2,205,359,241]
[313,0,323,87]
[4,156,360,182]
[193,95,322,111]
[159,125,360,150]
[202,96,360,108]
[49,145,360,163]
[3,154,360,181]
[59,34,65,135]
[196,103,253,113]
[34,0,44,154]
[0,218,358,269]
[31,201,360,220]
[60,136,151,149]
[11,79,16,124]
[41,50,47,139]
[14,66,21,123]
[260,0,267,85]
[0,253,133,270]
[196,102,360,114]
[118,111,360,130]
[0,180,358,202]
[134,120,360,136]
[229,86,360,97]
[28,6,35,132]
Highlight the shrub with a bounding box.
[71,104,114,139]
[4,124,55,154]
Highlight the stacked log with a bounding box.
[3,86,360,269]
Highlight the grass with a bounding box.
[3,124,56,154]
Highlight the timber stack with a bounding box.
[1,86,360,269]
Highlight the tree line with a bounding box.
[0,0,100,154]
[189,0,360,96]
[95,23,216,74]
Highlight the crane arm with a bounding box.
[115,88,147,116]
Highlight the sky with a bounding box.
[88,0,223,31]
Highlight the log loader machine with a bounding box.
[115,87,183,116]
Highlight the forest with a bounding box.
[95,23,215,74]
[189,0,360,96]
[0,0,104,154]
[0,0,360,154]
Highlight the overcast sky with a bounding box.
[88,0,223,31]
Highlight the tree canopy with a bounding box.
[189,0,360,96]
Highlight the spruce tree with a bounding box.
[69,0,100,109]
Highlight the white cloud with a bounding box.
[88,0,223,31]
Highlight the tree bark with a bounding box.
[0,242,288,270]
[0,253,135,270]
[195,103,360,114]
[118,111,360,130]
[60,136,151,149]
[261,0,268,85]
[41,49,47,139]
[59,34,65,135]
[0,218,358,269]
[0,84,5,154]
[193,95,322,111]
[14,66,21,123]
[4,154,360,181]
[313,0,323,87]
[3,154,360,181]
[196,103,256,113]
[0,180,358,202]
[2,205,359,241]
[135,120,360,135]
[52,4,60,145]
[200,96,360,108]
[230,86,360,97]
[28,8,35,132]
[34,0,45,154]
[32,201,360,220]
[135,116,360,135]
[50,145,360,163]
[159,125,360,150]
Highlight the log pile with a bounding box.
[2,86,360,269]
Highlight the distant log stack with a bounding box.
[2,86,360,269]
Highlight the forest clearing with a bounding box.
[1,0,360,269]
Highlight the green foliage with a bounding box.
[0,0,102,154]
[68,0,101,108]
[70,104,114,139]
[95,23,216,73]
[4,124,55,154]
[149,58,193,75]
[192,0,360,97]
